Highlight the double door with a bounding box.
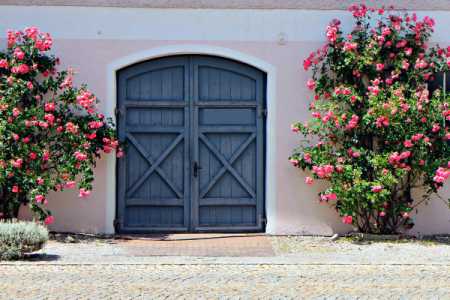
[116,55,265,232]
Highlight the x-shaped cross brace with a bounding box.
[199,132,256,199]
[126,133,184,198]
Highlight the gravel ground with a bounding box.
[1,235,449,299]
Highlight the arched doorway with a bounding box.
[116,55,266,232]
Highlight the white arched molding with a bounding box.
[105,44,277,234]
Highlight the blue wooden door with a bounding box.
[116,55,265,232]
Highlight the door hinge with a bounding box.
[259,108,267,118]
[114,107,123,117]
[113,218,122,231]
[259,215,267,226]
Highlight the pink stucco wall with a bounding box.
[15,39,449,235]
[6,5,449,235]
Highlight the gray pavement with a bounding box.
[1,235,449,299]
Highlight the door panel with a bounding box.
[117,57,190,232]
[117,55,265,233]
[191,56,265,231]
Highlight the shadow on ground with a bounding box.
[22,253,60,262]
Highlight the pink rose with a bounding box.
[400,151,411,159]
[35,194,45,203]
[12,158,23,168]
[320,193,337,201]
[302,153,312,163]
[116,150,124,158]
[433,167,450,183]
[376,63,384,71]
[13,47,25,60]
[306,79,316,90]
[44,102,55,112]
[24,26,39,40]
[42,151,50,161]
[78,188,91,198]
[396,40,407,48]
[403,140,413,148]
[11,64,30,74]
[74,151,88,161]
[327,193,337,201]
[76,90,96,111]
[402,60,410,70]
[290,158,299,167]
[342,215,353,224]
[88,121,104,129]
[368,85,380,96]
[65,122,78,134]
[65,181,76,189]
[44,114,55,125]
[343,41,358,52]
[371,185,383,193]
[412,133,423,142]
[44,215,54,225]
[305,176,314,185]
[352,151,360,158]
[0,59,8,69]
[400,103,410,112]
[12,107,21,117]
[376,116,389,128]
[303,58,312,71]
[103,145,112,153]
[11,185,19,193]
[326,23,339,43]
[432,123,441,133]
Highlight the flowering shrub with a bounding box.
[0,220,48,260]
[290,5,450,234]
[0,28,122,224]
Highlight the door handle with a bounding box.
[193,161,202,177]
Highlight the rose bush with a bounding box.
[290,4,450,234]
[0,27,122,224]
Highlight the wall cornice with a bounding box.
[1,0,450,10]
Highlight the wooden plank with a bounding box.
[126,125,184,133]
[198,126,256,133]
[125,100,186,107]
[199,198,256,206]
[126,198,184,206]
[195,101,257,107]
[120,227,188,233]
[194,226,260,232]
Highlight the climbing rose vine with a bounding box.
[0,27,123,224]
[290,5,450,234]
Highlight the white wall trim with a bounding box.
[105,44,278,234]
